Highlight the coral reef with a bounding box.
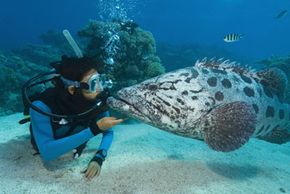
[0,51,50,115]
[78,20,165,92]
[12,44,60,67]
[12,30,77,67]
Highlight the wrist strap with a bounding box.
[89,121,102,136]
[90,155,103,166]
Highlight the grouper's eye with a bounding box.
[147,84,158,91]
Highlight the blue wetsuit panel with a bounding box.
[30,100,113,161]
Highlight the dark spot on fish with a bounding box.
[257,87,262,97]
[211,69,227,75]
[232,75,240,83]
[202,69,209,74]
[180,73,189,77]
[177,98,185,105]
[221,79,232,88]
[207,77,217,87]
[175,120,181,127]
[272,124,280,132]
[256,125,265,136]
[148,84,158,91]
[253,77,260,84]
[243,87,255,97]
[252,104,259,114]
[163,100,171,107]
[191,69,199,78]
[170,85,176,90]
[170,115,176,120]
[265,124,271,133]
[215,91,224,101]
[263,86,273,98]
[182,91,188,95]
[174,79,182,84]
[205,102,210,106]
[185,77,191,83]
[156,96,172,108]
[181,114,187,119]
[191,96,198,100]
[190,88,204,93]
[240,75,252,84]
[279,110,285,120]
[266,106,275,118]
[260,79,269,87]
[172,106,180,114]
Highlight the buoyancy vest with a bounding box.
[26,87,109,153]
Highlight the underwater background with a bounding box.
[0,0,289,194]
[1,0,290,114]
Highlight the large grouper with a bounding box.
[107,58,290,152]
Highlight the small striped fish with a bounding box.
[223,33,244,43]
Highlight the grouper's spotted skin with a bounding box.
[107,59,290,152]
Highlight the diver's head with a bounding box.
[76,68,103,101]
[51,55,107,101]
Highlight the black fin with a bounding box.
[258,128,290,144]
[256,68,288,101]
[203,101,257,152]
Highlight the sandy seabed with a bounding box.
[0,113,289,194]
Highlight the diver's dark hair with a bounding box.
[50,55,103,82]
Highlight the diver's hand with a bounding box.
[97,117,123,131]
[83,161,101,180]
[82,156,103,180]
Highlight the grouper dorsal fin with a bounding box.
[195,58,288,101]
[255,67,288,101]
[194,58,255,76]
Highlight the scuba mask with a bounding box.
[60,73,113,93]
[83,73,113,93]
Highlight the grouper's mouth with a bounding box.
[106,96,151,122]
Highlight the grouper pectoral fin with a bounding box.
[257,128,290,144]
[202,101,257,152]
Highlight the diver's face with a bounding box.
[80,69,101,101]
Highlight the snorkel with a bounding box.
[61,29,113,92]
[21,29,112,123]
[62,29,84,58]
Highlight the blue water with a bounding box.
[1,0,290,60]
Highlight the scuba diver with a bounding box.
[20,30,123,180]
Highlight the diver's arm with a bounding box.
[95,111,114,159]
[30,101,99,161]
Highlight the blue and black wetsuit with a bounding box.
[29,88,113,162]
